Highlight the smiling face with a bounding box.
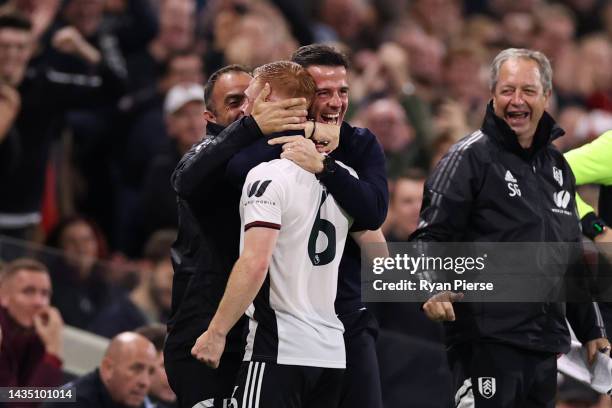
[207,70,252,126]
[306,65,349,125]
[492,57,550,145]
[0,27,32,86]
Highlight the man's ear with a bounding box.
[544,89,552,109]
[203,110,216,123]
[99,356,113,384]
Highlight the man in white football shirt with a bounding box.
[191,61,380,407]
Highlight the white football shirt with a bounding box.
[239,158,355,369]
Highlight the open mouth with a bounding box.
[321,113,340,125]
[506,111,529,120]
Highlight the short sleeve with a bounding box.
[241,163,286,231]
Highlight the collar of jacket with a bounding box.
[207,121,225,137]
[481,100,565,160]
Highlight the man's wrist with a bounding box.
[315,155,338,180]
[207,323,229,338]
[581,212,608,240]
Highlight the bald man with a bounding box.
[45,332,157,408]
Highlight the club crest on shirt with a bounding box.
[553,166,563,187]
[477,377,496,399]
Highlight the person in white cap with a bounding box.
[164,82,208,155]
[138,83,207,239]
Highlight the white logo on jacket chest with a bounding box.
[504,170,521,197]
[553,166,563,187]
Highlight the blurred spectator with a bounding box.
[409,0,463,43]
[135,324,177,408]
[314,0,378,47]
[117,49,204,255]
[45,332,157,408]
[563,0,606,38]
[383,169,426,242]
[138,83,207,239]
[89,229,175,338]
[353,96,424,176]
[387,19,445,102]
[576,34,612,112]
[442,42,488,128]
[45,215,118,329]
[431,98,472,145]
[0,9,125,241]
[222,6,298,68]
[128,0,195,95]
[0,258,64,389]
[532,4,578,106]
[0,0,61,40]
[501,12,534,48]
[53,0,157,244]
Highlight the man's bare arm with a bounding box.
[191,227,279,367]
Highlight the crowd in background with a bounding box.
[0,0,611,406]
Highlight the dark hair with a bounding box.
[160,49,202,78]
[291,44,349,69]
[45,215,109,259]
[134,323,166,351]
[204,64,251,112]
[1,258,48,283]
[143,229,176,264]
[0,11,32,32]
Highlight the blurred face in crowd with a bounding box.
[60,220,99,264]
[167,54,204,88]
[158,0,195,52]
[101,334,157,408]
[63,0,105,37]
[361,98,413,152]
[493,57,550,145]
[391,178,425,238]
[205,70,252,126]
[167,100,207,153]
[150,259,173,314]
[0,27,32,86]
[306,65,349,125]
[149,351,176,403]
[0,269,51,328]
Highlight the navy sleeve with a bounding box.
[320,125,389,231]
[225,129,306,188]
[171,116,263,199]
